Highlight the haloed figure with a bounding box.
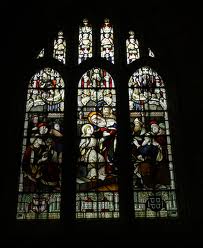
[79,123,106,181]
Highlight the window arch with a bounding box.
[76,67,119,219]
[128,66,177,218]
[16,68,65,219]
[16,18,178,221]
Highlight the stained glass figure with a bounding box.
[37,48,44,59]
[128,66,177,218]
[78,18,92,64]
[53,31,66,64]
[101,19,114,63]
[17,68,65,219]
[148,48,155,57]
[126,31,140,64]
[76,68,119,218]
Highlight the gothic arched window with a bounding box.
[16,18,178,220]
[76,67,119,219]
[17,68,65,219]
[129,66,177,218]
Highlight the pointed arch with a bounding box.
[16,68,65,219]
[76,67,119,219]
[128,66,178,218]
[15,15,180,224]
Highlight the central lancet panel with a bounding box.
[76,68,119,219]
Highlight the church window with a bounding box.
[129,66,177,218]
[76,68,119,219]
[101,18,114,63]
[78,18,92,64]
[16,68,65,219]
[53,31,66,64]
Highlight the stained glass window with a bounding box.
[126,31,140,64]
[78,18,92,64]
[53,31,66,64]
[101,19,114,63]
[37,48,44,59]
[128,66,177,218]
[16,68,65,219]
[76,68,119,218]
[16,17,179,222]
[148,48,155,57]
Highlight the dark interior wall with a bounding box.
[4,0,202,246]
